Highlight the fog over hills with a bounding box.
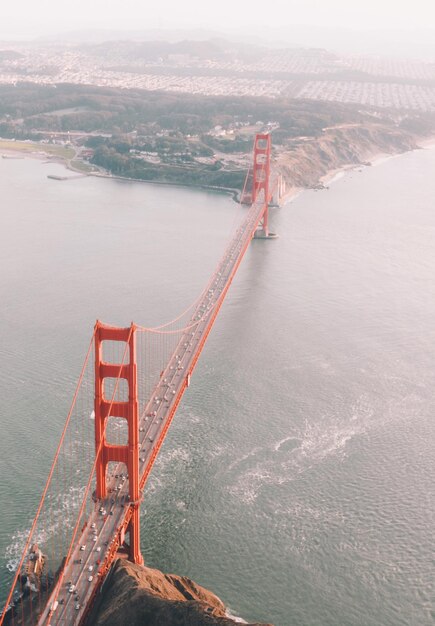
[1,24,435,62]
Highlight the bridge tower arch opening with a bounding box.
[94,321,143,565]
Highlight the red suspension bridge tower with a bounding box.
[252,133,271,236]
[94,322,143,566]
[248,133,278,238]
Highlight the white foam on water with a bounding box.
[156,446,192,469]
[228,466,275,505]
[298,418,356,461]
[325,170,347,185]
[227,401,377,504]
[283,189,303,205]
[185,410,201,424]
[227,446,263,471]
[145,446,193,496]
[371,152,403,167]
[226,608,248,623]
[5,527,49,573]
[4,484,86,571]
[6,558,19,573]
[274,435,300,452]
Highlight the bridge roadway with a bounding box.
[39,196,268,626]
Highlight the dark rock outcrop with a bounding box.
[88,559,273,626]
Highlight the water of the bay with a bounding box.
[0,148,434,626]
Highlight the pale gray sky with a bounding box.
[1,0,435,46]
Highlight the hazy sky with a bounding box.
[1,0,435,39]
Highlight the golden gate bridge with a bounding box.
[1,133,280,626]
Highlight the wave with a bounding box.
[227,396,378,504]
[4,484,86,572]
[226,608,248,623]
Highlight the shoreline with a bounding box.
[89,170,243,201]
[312,134,435,193]
[2,134,435,206]
[0,143,243,200]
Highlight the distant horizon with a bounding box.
[0,0,434,46]
[1,24,435,62]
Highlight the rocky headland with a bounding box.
[86,559,273,626]
[275,122,422,197]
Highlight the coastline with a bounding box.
[2,134,435,206]
[312,133,435,192]
[90,170,243,201]
[86,559,273,626]
[0,142,243,199]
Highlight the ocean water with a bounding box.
[0,149,434,626]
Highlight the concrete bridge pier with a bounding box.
[253,228,278,239]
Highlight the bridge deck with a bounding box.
[38,197,268,625]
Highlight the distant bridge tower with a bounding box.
[94,321,143,565]
[252,133,273,238]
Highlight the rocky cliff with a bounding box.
[276,123,420,191]
[87,559,273,626]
